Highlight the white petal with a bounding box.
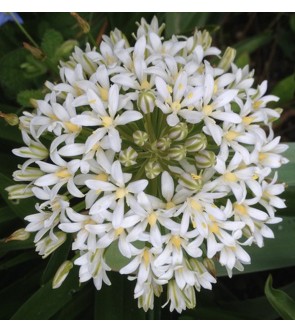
[111,160,124,186]
[116,111,143,125]
[127,180,148,193]
[213,90,238,109]
[155,76,170,101]
[108,84,119,117]
[108,127,121,152]
[85,179,117,191]
[112,199,124,228]
[161,171,174,202]
[167,113,180,126]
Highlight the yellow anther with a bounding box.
[259,153,267,161]
[224,131,240,141]
[83,219,95,227]
[203,104,213,116]
[166,201,175,209]
[143,249,150,267]
[140,80,151,90]
[115,188,128,199]
[115,227,124,236]
[253,100,263,110]
[209,222,220,235]
[234,203,248,216]
[171,235,182,249]
[171,101,181,112]
[98,86,109,102]
[96,173,108,181]
[252,173,259,180]
[101,116,113,128]
[64,121,80,133]
[242,116,255,125]
[147,212,157,226]
[167,85,173,94]
[91,143,101,152]
[191,173,202,180]
[223,172,238,182]
[190,199,203,212]
[55,169,71,179]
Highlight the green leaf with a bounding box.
[17,89,45,108]
[265,275,295,319]
[0,236,34,255]
[0,206,16,224]
[12,267,80,319]
[235,52,250,68]
[104,240,132,271]
[0,123,22,144]
[271,75,295,106]
[279,142,295,185]
[41,29,64,58]
[0,252,38,270]
[234,32,272,56]
[290,14,295,33]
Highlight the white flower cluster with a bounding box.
[7,17,288,313]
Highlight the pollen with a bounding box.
[209,222,220,235]
[253,100,263,110]
[242,116,255,125]
[140,80,151,90]
[147,212,157,226]
[115,227,124,236]
[171,235,182,249]
[55,169,71,179]
[191,173,202,180]
[64,121,80,133]
[167,85,173,94]
[203,104,213,116]
[234,203,248,216]
[223,172,238,182]
[143,249,150,267]
[96,173,108,181]
[259,153,267,161]
[99,86,109,102]
[224,131,240,141]
[115,187,128,199]
[101,116,113,128]
[190,199,203,212]
[171,101,181,112]
[166,201,175,209]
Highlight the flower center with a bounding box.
[64,121,80,133]
[234,203,248,216]
[147,212,157,226]
[171,101,181,112]
[98,86,109,102]
[115,187,128,199]
[115,227,124,236]
[203,104,213,116]
[171,235,182,249]
[223,172,238,182]
[55,169,71,179]
[96,173,108,181]
[166,201,175,209]
[101,116,113,128]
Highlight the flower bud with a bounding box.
[0,112,19,126]
[218,47,236,72]
[35,232,67,259]
[137,90,155,114]
[23,42,44,60]
[157,137,171,151]
[203,257,216,278]
[195,150,216,168]
[168,122,188,141]
[5,184,34,200]
[71,12,90,34]
[145,159,162,179]
[5,228,30,242]
[13,166,44,182]
[133,130,148,147]
[185,133,207,152]
[119,146,138,167]
[168,145,186,161]
[110,28,129,47]
[13,141,48,160]
[56,40,79,58]
[52,260,73,289]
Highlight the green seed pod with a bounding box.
[133,130,149,147]
[168,145,187,161]
[52,261,74,289]
[195,150,216,168]
[185,133,207,152]
[168,122,188,141]
[157,136,171,151]
[119,146,138,166]
[145,159,162,179]
[137,90,156,114]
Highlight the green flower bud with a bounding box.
[36,232,67,259]
[0,112,19,126]
[185,133,207,152]
[145,159,162,179]
[218,47,236,72]
[137,90,155,114]
[168,145,186,161]
[168,122,188,141]
[5,184,34,200]
[5,228,30,242]
[157,137,171,151]
[133,130,148,147]
[56,40,79,58]
[203,258,216,278]
[52,260,74,289]
[119,146,138,167]
[195,150,216,168]
[179,173,202,191]
[13,166,44,182]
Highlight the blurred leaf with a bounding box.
[235,52,250,68]
[104,240,132,271]
[0,252,38,271]
[290,15,295,33]
[0,236,34,255]
[0,124,22,144]
[12,267,80,319]
[0,206,16,224]
[41,235,72,285]
[271,75,295,106]
[279,142,295,185]
[235,32,272,56]
[41,29,64,58]
[17,89,45,108]
[265,275,295,319]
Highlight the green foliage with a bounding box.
[17,89,46,108]
[41,29,64,58]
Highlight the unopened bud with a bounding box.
[5,184,34,200]
[0,112,19,126]
[133,130,148,147]
[36,232,67,259]
[168,145,186,161]
[203,257,216,278]
[195,150,216,168]
[110,28,130,47]
[56,40,79,58]
[145,159,162,179]
[157,137,171,151]
[13,166,44,182]
[137,91,155,114]
[185,133,207,152]
[168,122,188,141]
[5,228,30,242]
[23,42,44,60]
[71,12,90,34]
[119,147,138,167]
[218,47,236,71]
[52,260,73,289]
